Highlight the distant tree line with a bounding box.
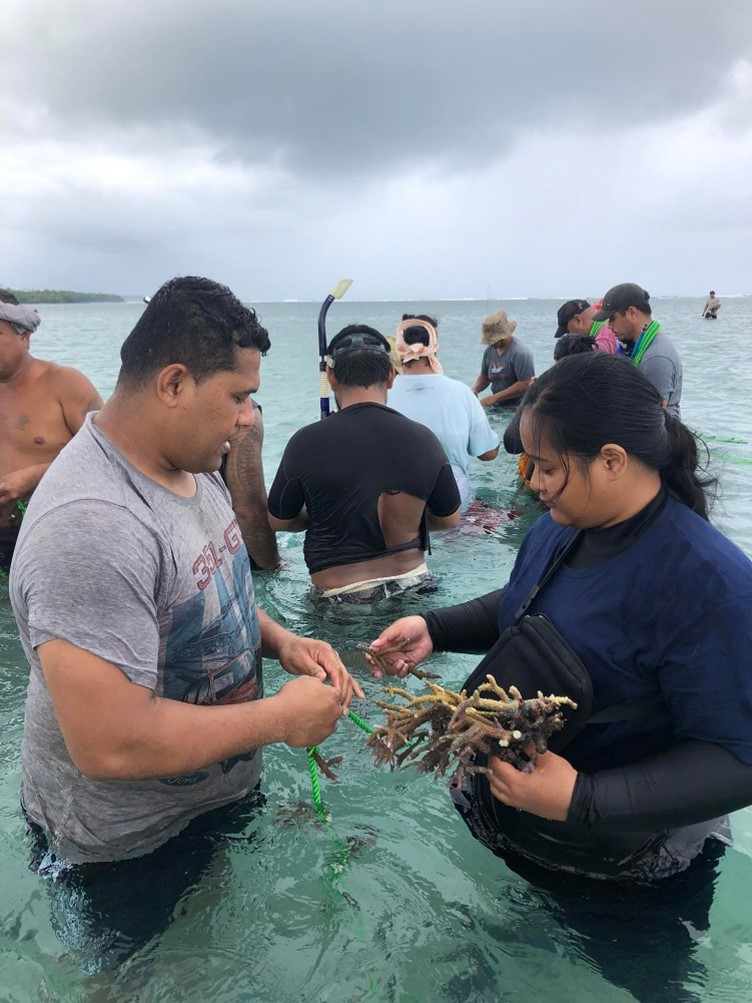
[11,289,124,304]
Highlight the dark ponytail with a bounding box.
[662,412,716,519]
[522,353,717,519]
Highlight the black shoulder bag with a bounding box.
[461,530,659,751]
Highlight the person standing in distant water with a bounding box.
[0,288,103,570]
[593,283,683,417]
[472,311,535,408]
[221,400,281,569]
[554,299,620,353]
[387,316,499,511]
[702,291,721,319]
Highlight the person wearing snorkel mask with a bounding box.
[268,324,461,603]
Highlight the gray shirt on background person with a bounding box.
[481,340,535,396]
[11,414,263,864]
[637,330,683,418]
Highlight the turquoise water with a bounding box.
[2,297,752,1001]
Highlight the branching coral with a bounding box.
[355,640,440,680]
[310,750,343,781]
[367,676,576,781]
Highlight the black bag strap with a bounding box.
[513,529,583,622]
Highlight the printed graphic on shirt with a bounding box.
[160,527,262,784]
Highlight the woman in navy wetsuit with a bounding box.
[368,351,752,884]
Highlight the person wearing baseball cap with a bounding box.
[554,299,619,354]
[593,283,683,416]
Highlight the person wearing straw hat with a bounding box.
[0,288,103,570]
[472,311,535,407]
[388,315,499,510]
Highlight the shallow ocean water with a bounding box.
[1,295,752,1001]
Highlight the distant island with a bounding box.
[11,289,124,304]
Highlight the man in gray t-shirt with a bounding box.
[471,311,536,407]
[11,277,359,869]
[594,282,683,417]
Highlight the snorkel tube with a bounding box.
[318,279,352,419]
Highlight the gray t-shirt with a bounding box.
[481,339,536,395]
[638,329,683,417]
[11,414,263,863]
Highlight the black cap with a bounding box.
[555,299,590,339]
[592,283,650,321]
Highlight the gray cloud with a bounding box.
[5,0,752,179]
[2,0,751,298]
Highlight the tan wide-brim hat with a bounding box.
[481,310,517,345]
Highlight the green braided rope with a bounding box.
[305,714,384,991]
[307,746,326,820]
[347,709,376,735]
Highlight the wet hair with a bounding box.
[328,324,392,387]
[118,276,270,389]
[553,333,595,361]
[521,352,716,518]
[401,313,439,347]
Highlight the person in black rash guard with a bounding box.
[268,325,461,602]
[367,352,752,883]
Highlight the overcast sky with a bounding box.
[2,0,751,300]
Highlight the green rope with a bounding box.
[347,709,376,735]
[306,746,326,821]
[305,733,379,995]
[16,500,27,515]
[306,714,374,820]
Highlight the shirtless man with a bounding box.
[0,289,103,567]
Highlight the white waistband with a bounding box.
[317,563,430,598]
